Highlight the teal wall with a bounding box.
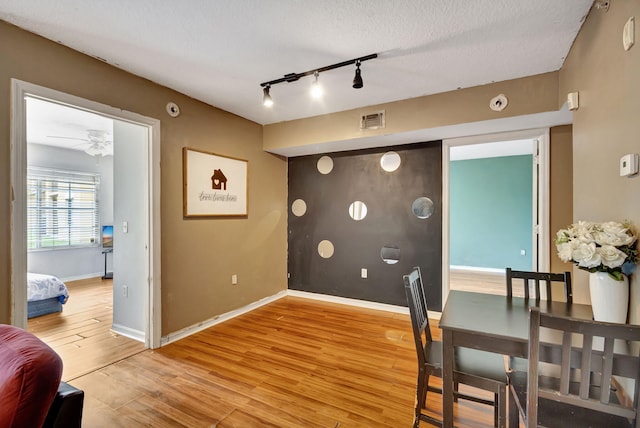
[450,155,532,270]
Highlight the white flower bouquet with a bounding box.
[556,221,638,281]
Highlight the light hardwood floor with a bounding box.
[28,276,501,427]
[28,277,145,381]
[449,269,515,296]
[63,296,495,427]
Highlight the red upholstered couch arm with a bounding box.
[0,324,63,428]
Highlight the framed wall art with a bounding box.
[183,147,248,217]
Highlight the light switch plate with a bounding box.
[623,16,635,51]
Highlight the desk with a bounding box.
[438,291,593,428]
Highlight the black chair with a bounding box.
[403,267,507,427]
[506,268,572,303]
[508,307,640,427]
[505,268,574,374]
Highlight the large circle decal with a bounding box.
[412,197,434,219]
[318,240,335,258]
[291,199,307,217]
[317,156,334,174]
[380,151,401,172]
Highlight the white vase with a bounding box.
[588,272,629,324]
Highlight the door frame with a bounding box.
[442,128,550,305]
[10,79,162,349]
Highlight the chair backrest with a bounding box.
[506,268,572,303]
[403,267,432,368]
[526,307,640,427]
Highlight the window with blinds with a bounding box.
[27,167,100,250]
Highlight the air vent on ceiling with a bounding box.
[360,110,385,130]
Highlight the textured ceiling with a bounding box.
[0,1,594,126]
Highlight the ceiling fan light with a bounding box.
[84,141,112,157]
[84,145,104,156]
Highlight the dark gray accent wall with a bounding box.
[287,141,443,310]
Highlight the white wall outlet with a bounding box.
[231,274,238,285]
[620,153,639,177]
[123,285,128,297]
[361,268,367,279]
[520,249,526,256]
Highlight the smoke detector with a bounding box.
[489,94,508,112]
[166,102,180,117]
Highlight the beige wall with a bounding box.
[264,72,560,152]
[560,2,640,317]
[549,125,573,275]
[0,21,288,333]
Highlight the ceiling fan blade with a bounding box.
[46,135,90,142]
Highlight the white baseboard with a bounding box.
[287,290,440,320]
[450,265,505,275]
[60,272,104,282]
[286,289,409,314]
[160,290,288,346]
[112,323,145,342]
[159,288,445,347]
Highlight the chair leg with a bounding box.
[413,371,428,428]
[508,385,519,428]
[496,384,506,428]
[453,381,459,403]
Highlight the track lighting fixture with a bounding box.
[263,85,273,107]
[260,53,377,106]
[352,61,363,89]
[310,71,323,99]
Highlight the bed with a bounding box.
[27,273,69,319]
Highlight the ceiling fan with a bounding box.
[47,129,113,157]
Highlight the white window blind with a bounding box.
[27,167,100,250]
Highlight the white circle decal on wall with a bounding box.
[381,245,401,264]
[291,199,307,217]
[317,156,334,174]
[318,240,335,258]
[348,201,368,221]
[380,151,401,172]
[412,197,434,219]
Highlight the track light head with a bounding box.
[263,85,273,107]
[352,61,363,89]
[311,71,323,99]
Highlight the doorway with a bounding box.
[442,129,550,301]
[10,79,161,348]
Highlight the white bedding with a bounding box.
[27,273,69,303]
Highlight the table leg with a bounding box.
[442,329,454,428]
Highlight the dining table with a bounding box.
[438,290,593,428]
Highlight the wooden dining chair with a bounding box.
[403,267,507,428]
[505,268,574,374]
[508,307,640,428]
[506,268,573,303]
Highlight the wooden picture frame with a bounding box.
[183,147,248,217]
